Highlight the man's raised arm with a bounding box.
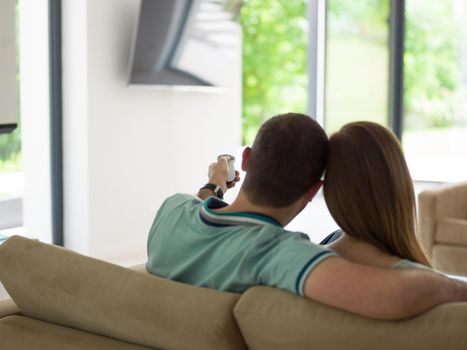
[304,256,467,320]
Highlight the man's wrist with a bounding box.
[199,183,224,199]
[208,177,228,193]
[198,188,216,200]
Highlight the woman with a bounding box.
[322,121,431,269]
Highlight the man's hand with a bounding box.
[208,157,230,193]
[198,157,241,200]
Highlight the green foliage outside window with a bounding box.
[241,0,308,145]
[328,0,388,32]
[240,0,462,144]
[404,0,460,129]
[0,126,21,170]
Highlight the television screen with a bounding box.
[129,0,241,87]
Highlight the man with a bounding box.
[147,113,467,320]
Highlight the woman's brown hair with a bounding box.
[323,122,430,266]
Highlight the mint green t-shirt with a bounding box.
[146,194,336,295]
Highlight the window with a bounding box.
[241,0,308,144]
[311,0,467,182]
[403,0,467,182]
[236,1,467,182]
[1,0,57,244]
[324,0,389,133]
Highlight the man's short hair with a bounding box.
[242,113,327,207]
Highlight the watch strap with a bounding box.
[200,183,224,199]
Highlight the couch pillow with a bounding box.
[0,236,246,350]
[234,286,467,350]
[0,315,154,350]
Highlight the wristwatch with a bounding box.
[200,183,224,199]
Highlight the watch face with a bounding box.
[212,185,223,199]
[202,184,223,199]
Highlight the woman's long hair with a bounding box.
[323,122,431,266]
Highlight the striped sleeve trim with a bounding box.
[295,251,337,296]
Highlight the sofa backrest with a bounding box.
[234,286,467,350]
[0,236,247,350]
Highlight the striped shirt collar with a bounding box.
[200,196,282,227]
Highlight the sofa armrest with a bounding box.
[0,299,20,318]
[418,181,467,258]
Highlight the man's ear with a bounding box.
[305,180,323,202]
[241,147,251,171]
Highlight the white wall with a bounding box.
[62,0,242,265]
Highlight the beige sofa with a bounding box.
[1,236,467,350]
[418,181,467,276]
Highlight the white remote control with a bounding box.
[218,154,236,182]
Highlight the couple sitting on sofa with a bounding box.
[146,113,467,320]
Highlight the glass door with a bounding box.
[324,0,390,133]
[403,0,467,182]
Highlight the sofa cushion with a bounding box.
[0,315,154,350]
[0,236,247,350]
[234,286,467,350]
[433,245,467,276]
[435,217,467,245]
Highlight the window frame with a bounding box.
[49,0,64,246]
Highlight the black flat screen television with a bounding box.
[129,0,241,87]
